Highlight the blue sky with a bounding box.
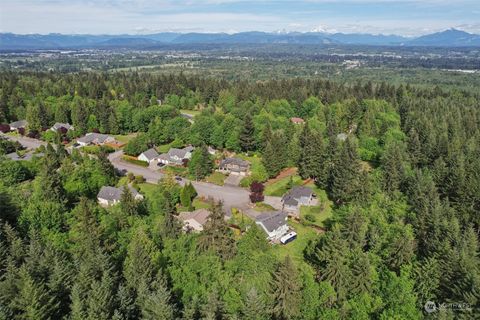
[1,0,479,35]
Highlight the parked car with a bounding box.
[157,162,165,167]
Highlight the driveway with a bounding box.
[108,150,164,184]
[224,174,243,186]
[263,196,284,210]
[3,135,47,149]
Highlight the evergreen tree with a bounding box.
[330,138,361,204]
[188,145,213,180]
[270,256,301,320]
[239,113,256,152]
[243,287,268,320]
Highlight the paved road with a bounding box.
[108,150,164,184]
[3,134,47,149]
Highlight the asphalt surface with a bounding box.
[6,136,252,214]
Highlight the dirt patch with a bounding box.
[265,167,298,186]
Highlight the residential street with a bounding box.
[6,137,253,214]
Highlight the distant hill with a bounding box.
[407,29,480,47]
[1,29,479,50]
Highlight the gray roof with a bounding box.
[336,133,348,141]
[220,157,250,170]
[282,186,313,206]
[9,120,27,128]
[97,186,140,202]
[255,211,288,232]
[141,148,159,161]
[52,122,73,130]
[168,146,193,159]
[77,133,113,144]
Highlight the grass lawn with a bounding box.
[162,165,188,177]
[177,198,212,212]
[205,172,226,186]
[272,219,319,265]
[136,182,158,199]
[180,109,201,116]
[114,133,137,144]
[253,202,275,212]
[156,142,173,153]
[264,175,303,196]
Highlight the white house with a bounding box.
[9,120,27,131]
[158,146,194,165]
[138,148,159,164]
[51,122,74,132]
[255,211,289,241]
[77,133,116,147]
[97,186,143,206]
[281,186,314,213]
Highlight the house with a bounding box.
[77,133,116,147]
[290,117,305,124]
[218,157,250,176]
[158,146,194,165]
[97,186,143,206]
[138,148,159,164]
[281,186,314,212]
[255,211,289,241]
[9,120,27,131]
[51,122,74,132]
[178,208,211,232]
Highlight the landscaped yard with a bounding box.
[264,174,303,196]
[180,109,201,116]
[205,172,226,185]
[177,198,211,212]
[161,165,188,177]
[253,202,275,212]
[272,219,319,265]
[114,133,137,144]
[122,155,149,167]
[156,142,173,153]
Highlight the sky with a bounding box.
[1,0,479,36]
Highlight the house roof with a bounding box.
[220,157,250,168]
[336,133,348,141]
[52,122,73,130]
[77,133,113,144]
[168,146,193,159]
[255,211,288,232]
[290,117,305,124]
[282,186,314,206]
[178,209,211,226]
[140,148,159,161]
[97,186,140,202]
[9,120,27,128]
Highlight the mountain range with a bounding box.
[1,29,479,50]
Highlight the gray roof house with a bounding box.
[9,120,27,130]
[51,122,74,131]
[138,148,159,163]
[218,157,250,176]
[77,133,116,146]
[281,186,314,213]
[97,186,143,206]
[178,208,211,232]
[255,211,289,241]
[158,146,194,165]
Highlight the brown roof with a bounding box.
[290,117,305,124]
[178,209,211,226]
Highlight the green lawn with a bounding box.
[180,109,201,116]
[156,142,173,153]
[114,133,137,144]
[205,172,226,186]
[272,219,318,265]
[177,198,211,212]
[253,202,275,212]
[264,175,303,196]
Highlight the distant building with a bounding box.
[9,120,27,131]
[97,186,143,206]
[218,157,250,176]
[158,146,194,165]
[51,122,74,132]
[178,209,211,232]
[255,211,289,241]
[77,133,116,147]
[138,148,159,164]
[281,186,315,213]
[290,117,305,124]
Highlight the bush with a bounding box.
[135,175,145,183]
[304,214,316,223]
[121,155,149,167]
